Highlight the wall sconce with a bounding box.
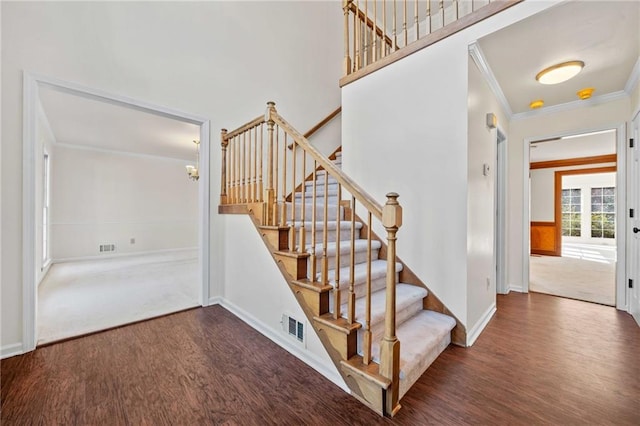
[186,140,200,181]
[486,113,497,129]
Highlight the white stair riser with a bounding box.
[364,299,425,352]
[299,227,361,245]
[304,176,338,187]
[327,273,399,309]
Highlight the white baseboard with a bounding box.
[1,343,24,359]
[466,303,496,347]
[208,296,222,306]
[218,298,349,393]
[508,284,524,293]
[52,246,198,264]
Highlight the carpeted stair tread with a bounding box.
[289,220,363,231]
[370,310,456,397]
[325,259,403,287]
[308,239,381,257]
[341,284,427,328]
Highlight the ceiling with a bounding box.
[477,0,640,115]
[530,129,616,162]
[39,87,200,161]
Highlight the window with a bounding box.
[561,188,581,237]
[591,187,615,239]
[43,153,50,263]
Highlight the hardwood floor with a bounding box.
[2,292,639,425]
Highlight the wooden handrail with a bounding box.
[348,2,394,48]
[304,106,342,139]
[223,115,264,141]
[270,110,383,221]
[288,106,342,150]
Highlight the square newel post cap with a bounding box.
[382,192,402,229]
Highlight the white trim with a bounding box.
[468,42,513,119]
[218,298,349,393]
[22,72,212,352]
[51,246,199,264]
[55,142,195,163]
[495,128,508,294]
[624,56,640,94]
[522,124,627,306]
[508,284,524,293]
[36,99,57,145]
[208,296,223,306]
[512,91,629,121]
[51,219,197,226]
[1,343,24,360]
[466,303,496,347]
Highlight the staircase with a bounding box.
[219,102,465,417]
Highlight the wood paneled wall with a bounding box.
[530,221,559,256]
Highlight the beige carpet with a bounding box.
[530,243,615,306]
[38,249,200,344]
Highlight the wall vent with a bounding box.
[281,313,305,345]
[99,244,115,253]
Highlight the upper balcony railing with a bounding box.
[341,0,522,86]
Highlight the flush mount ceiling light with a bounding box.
[577,87,595,100]
[535,60,584,85]
[529,99,544,109]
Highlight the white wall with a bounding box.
[342,1,558,328]
[2,0,342,367]
[530,168,555,222]
[50,145,198,260]
[507,98,630,290]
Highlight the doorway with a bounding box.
[23,73,211,350]
[524,126,627,308]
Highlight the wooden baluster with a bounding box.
[372,0,377,62]
[321,170,329,286]
[352,5,357,72]
[242,132,247,202]
[258,123,264,202]
[265,102,276,225]
[299,151,307,254]
[333,183,342,321]
[220,129,228,204]
[355,0,361,70]
[235,136,240,203]
[290,140,297,250]
[363,211,373,364]
[253,126,258,202]
[403,0,407,47]
[380,192,402,416]
[392,0,397,50]
[248,128,253,202]
[426,0,431,36]
[281,132,287,227]
[440,0,444,27]
[364,0,368,65]
[343,0,352,75]
[310,162,318,282]
[382,0,387,57]
[274,125,280,226]
[414,0,419,41]
[347,196,356,324]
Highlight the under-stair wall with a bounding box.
[341,0,560,341]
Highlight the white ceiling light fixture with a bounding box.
[186,140,200,181]
[535,60,584,85]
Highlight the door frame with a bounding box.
[22,72,212,352]
[629,110,640,325]
[495,128,508,294]
[522,123,628,311]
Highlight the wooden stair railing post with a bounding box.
[220,129,228,204]
[265,102,277,225]
[343,0,353,75]
[380,192,402,417]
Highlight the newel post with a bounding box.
[343,0,353,75]
[380,192,402,416]
[220,129,228,205]
[265,101,277,225]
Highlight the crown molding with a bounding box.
[468,42,513,119]
[624,56,640,94]
[511,90,629,121]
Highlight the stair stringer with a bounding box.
[228,202,392,415]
